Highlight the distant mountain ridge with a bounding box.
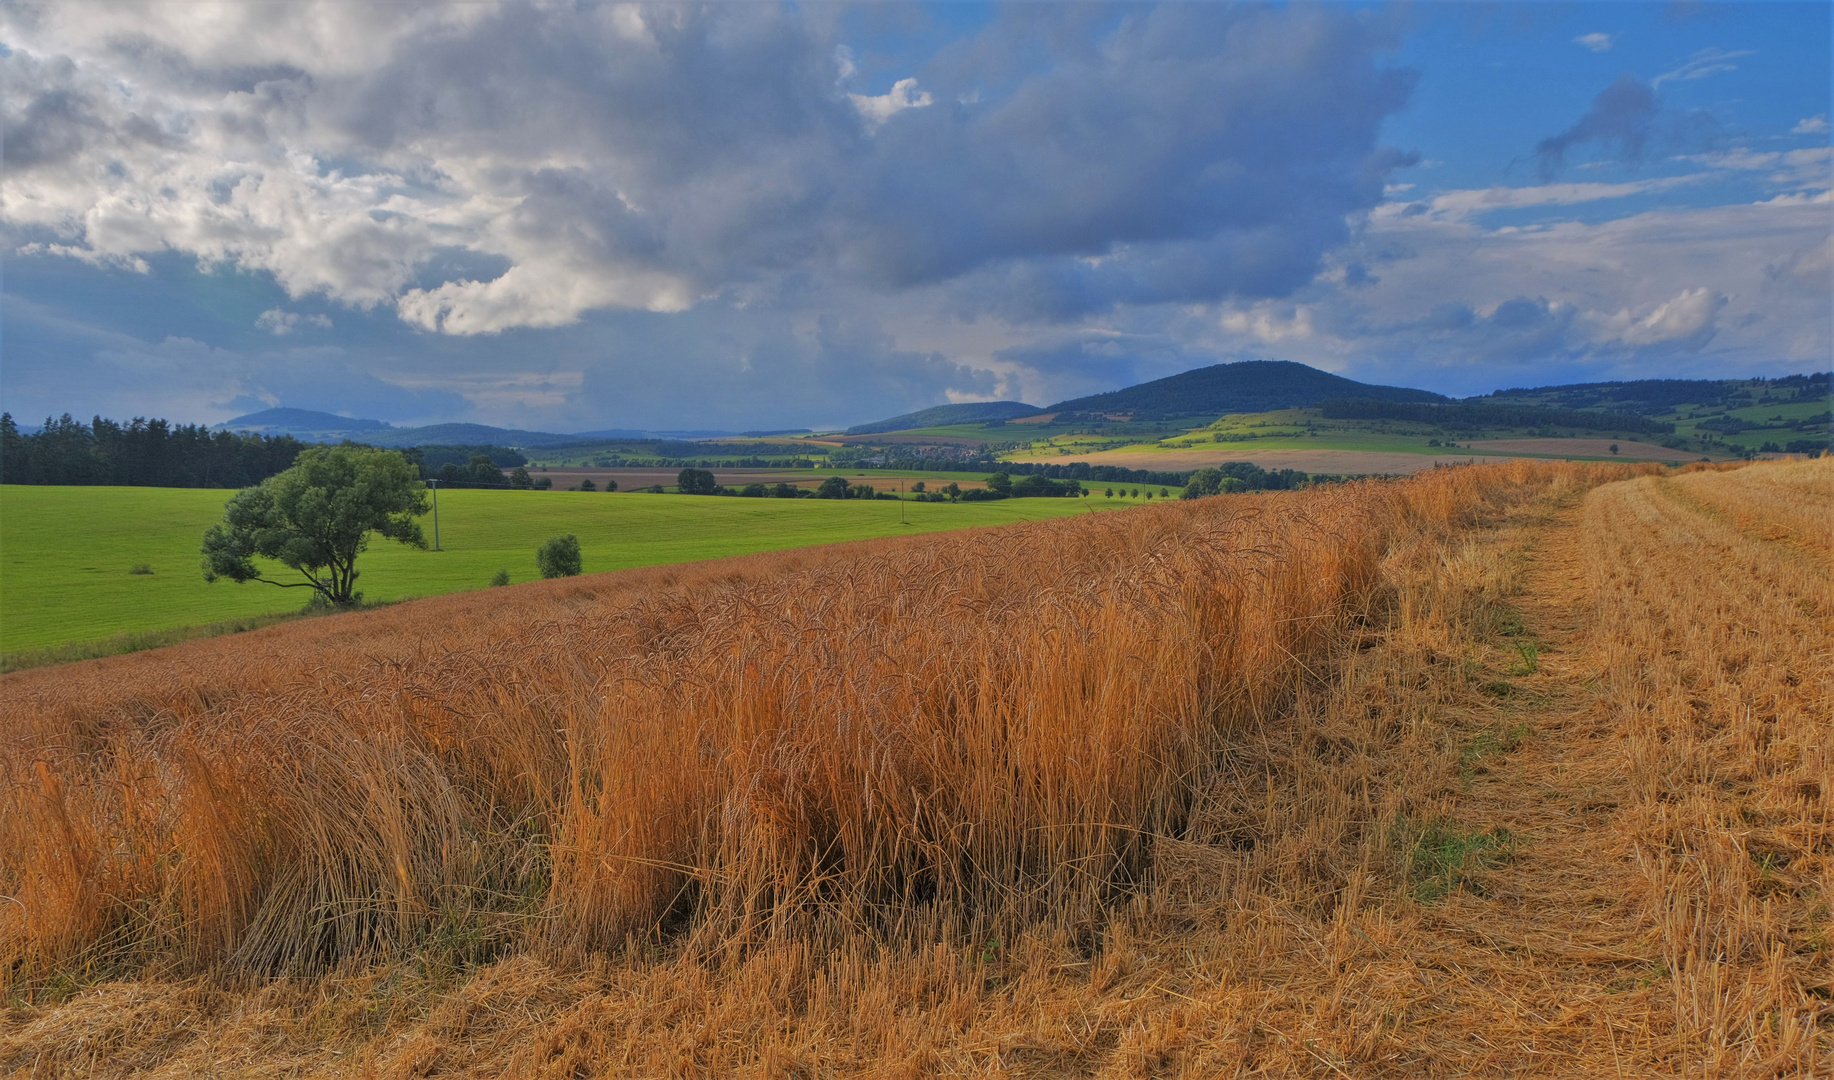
[220,410,741,447]
[1044,360,1447,418]
[845,401,1041,436]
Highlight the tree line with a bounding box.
[1,413,310,488]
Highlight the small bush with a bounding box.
[577,479,596,491]
[536,535,582,579]
[490,569,511,587]
[128,564,153,575]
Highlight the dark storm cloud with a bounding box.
[1534,75,1720,179]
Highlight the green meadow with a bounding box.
[0,485,1110,654]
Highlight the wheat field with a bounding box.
[2,458,1827,1077]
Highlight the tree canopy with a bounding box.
[201,445,429,607]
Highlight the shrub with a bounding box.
[536,535,582,579]
[577,479,597,491]
[490,569,511,587]
[603,479,618,492]
[739,483,769,497]
[128,563,153,575]
[533,476,553,490]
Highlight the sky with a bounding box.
[1,1,1829,433]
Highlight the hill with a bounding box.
[1045,359,1447,418]
[361,422,596,449]
[1476,372,1829,414]
[845,401,1041,435]
[219,407,390,434]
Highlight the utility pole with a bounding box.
[429,479,441,550]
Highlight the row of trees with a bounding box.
[1181,462,1317,497]
[1318,398,1671,435]
[1,413,309,487]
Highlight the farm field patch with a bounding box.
[0,485,1104,652]
[1008,436,1714,474]
[528,466,1003,492]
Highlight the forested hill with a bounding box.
[1474,373,1829,414]
[1044,360,1447,419]
[845,401,1042,435]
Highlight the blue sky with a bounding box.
[2,2,1828,432]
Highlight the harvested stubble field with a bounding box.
[1,458,1828,1077]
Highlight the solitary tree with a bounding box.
[201,445,428,607]
[537,534,582,578]
[677,467,718,495]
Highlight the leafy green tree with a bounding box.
[943,482,961,502]
[772,482,802,498]
[816,475,851,499]
[603,479,618,492]
[910,481,926,493]
[536,534,582,578]
[985,472,1013,496]
[509,466,533,489]
[467,454,504,484]
[201,445,428,607]
[533,475,553,490]
[577,478,597,491]
[677,467,718,494]
[739,482,769,497]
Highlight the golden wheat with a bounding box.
[2,457,1825,1078]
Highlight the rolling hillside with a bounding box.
[844,400,1042,435]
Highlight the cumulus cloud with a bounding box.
[0,3,1416,340]
[1574,33,1614,53]
[1794,115,1830,135]
[849,78,933,129]
[1595,287,1726,349]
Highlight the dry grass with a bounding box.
[1,458,1827,1077]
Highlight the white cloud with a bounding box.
[1652,47,1754,89]
[848,78,934,129]
[255,309,333,335]
[1375,175,1705,225]
[1679,147,1833,189]
[1596,288,1726,348]
[1574,33,1614,54]
[1794,115,1831,135]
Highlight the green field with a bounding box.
[0,486,1110,653]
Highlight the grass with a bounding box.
[1397,816,1515,901]
[0,485,1108,653]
